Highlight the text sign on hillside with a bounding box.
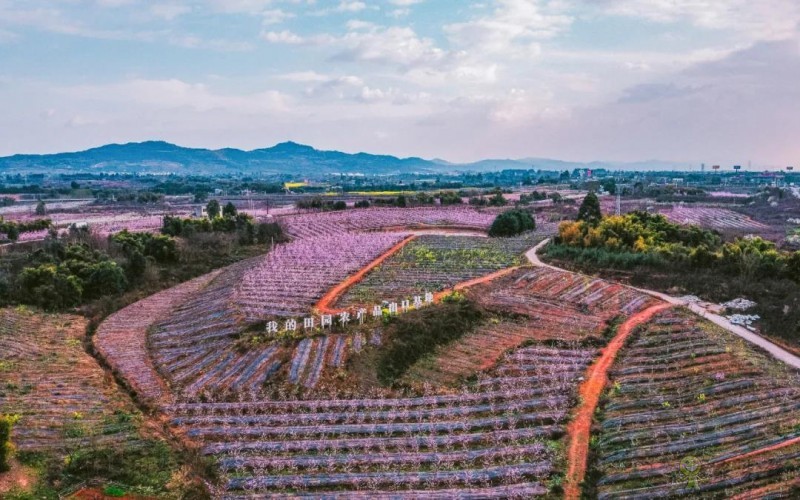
[266,292,434,335]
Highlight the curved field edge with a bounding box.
[315,234,416,314]
[93,269,222,406]
[588,308,800,499]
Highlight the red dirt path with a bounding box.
[717,435,800,466]
[563,302,672,500]
[315,235,417,314]
[433,265,523,302]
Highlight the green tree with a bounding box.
[222,202,238,218]
[488,191,508,207]
[206,199,221,219]
[35,201,47,216]
[787,251,800,283]
[84,261,128,299]
[489,209,536,237]
[333,200,347,210]
[17,264,83,310]
[577,192,602,225]
[396,195,408,208]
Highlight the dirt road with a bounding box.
[527,239,800,370]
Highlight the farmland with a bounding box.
[4,193,800,498]
[594,309,800,498]
[336,233,547,307]
[167,341,590,497]
[0,307,196,497]
[658,206,770,233]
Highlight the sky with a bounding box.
[0,0,799,167]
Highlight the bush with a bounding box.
[438,191,463,205]
[354,200,370,209]
[488,209,536,237]
[84,261,128,300]
[577,192,602,225]
[17,264,83,310]
[222,202,238,218]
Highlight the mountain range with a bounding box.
[0,141,694,175]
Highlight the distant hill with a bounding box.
[0,141,693,175]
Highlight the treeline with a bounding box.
[162,201,284,246]
[6,232,160,310]
[297,191,467,210]
[554,211,800,281]
[547,206,800,343]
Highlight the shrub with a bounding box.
[206,199,220,219]
[489,209,536,237]
[377,299,483,385]
[222,202,238,218]
[17,264,83,310]
[577,192,602,225]
[84,261,128,300]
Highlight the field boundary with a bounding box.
[316,235,417,314]
[527,239,800,370]
[563,302,673,499]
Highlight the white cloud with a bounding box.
[446,0,573,58]
[63,78,291,114]
[337,1,366,12]
[597,0,800,41]
[261,8,294,24]
[261,29,307,44]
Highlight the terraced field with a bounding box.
[0,308,141,453]
[166,343,594,497]
[336,233,546,307]
[596,309,800,498]
[402,266,655,389]
[468,267,656,330]
[279,207,496,239]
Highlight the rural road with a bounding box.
[526,239,800,370]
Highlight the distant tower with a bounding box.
[701,163,705,174]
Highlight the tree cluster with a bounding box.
[488,209,536,237]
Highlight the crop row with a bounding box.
[595,309,800,499]
[166,343,592,495]
[279,207,496,239]
[470,267,653,324]
[659,206,770,231]
[235,232,408,320]
[1,308,141,452]
[336,233,545,307]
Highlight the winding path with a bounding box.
[563,302,673,499]
[526,239,800,370]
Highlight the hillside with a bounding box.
[0,141,693,175]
